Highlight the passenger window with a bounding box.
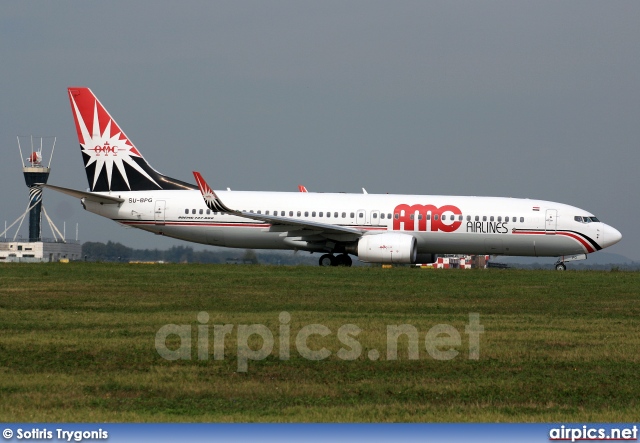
[327,212,331,218]
[312,211,316,217]
[192,209,196,214]
[319,212,323,217]
[380,213,385,220]
[497,216,501,222]
[185,209,189,214]
[483,216,487,222]
[475,216,479,222]
[490,216,494,222]
[289,211,293,217]
[304,211,309,217]
[334,212,339,218]
[199,209,204,215]
[417,214,422,220]
[503,216,508,223]
[427,214,431,220]
[512,217,516,222]
[520,217,524,223]
[359,212,364,218]
[459,215,463,221]
[394,213,399,220]
[297,211,301,217]
[466,215,471,221]
[410,214,415,220]
[265,211,270,215]
[434,215,439,221]
[342,212,346,218]
[257,210,262,214]
[373,213,378,219]
[387,213,392,219]
[350,212,355,218]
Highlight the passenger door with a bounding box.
[154,200,166,225]
[545,209,557,234]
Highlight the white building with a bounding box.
[0,240,82,262]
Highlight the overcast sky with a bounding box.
[1,1,638,260]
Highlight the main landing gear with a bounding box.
[318,253,353,267]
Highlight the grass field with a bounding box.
[0,263,638,422]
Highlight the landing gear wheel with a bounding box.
[319,254,335,267]
[555,262,567,271]
[334,254,353,267]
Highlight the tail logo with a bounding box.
[89,142,121,156]
[70,90,159,191]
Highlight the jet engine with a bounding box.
[357,233,417,264]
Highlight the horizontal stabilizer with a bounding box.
[41,184,124,204]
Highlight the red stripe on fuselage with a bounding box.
[513,230,595,253]
[117,221,387,231]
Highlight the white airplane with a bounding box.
[45,87,621,269]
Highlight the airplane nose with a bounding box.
[602,224,622,248]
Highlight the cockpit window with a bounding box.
[576,215,601,223]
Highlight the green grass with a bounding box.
[0,263,638,422]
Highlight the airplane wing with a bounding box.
[41,184,125,204]
[192,172,363,237]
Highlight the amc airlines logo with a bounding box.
[90,142,120,156]
[393,204,462,233]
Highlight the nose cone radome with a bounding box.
[602,224,622,248]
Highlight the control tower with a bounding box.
[23,150,51,241]
[0,136,81,262]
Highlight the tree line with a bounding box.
[81,241,317,265]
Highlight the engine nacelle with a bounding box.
[357,233,418,264]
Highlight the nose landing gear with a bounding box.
[554,253,587,271]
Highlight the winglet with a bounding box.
[192,171,233,213]
[298,184,308,193]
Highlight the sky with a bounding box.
[1,1,639,260]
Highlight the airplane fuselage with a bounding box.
[83,189,617,258]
